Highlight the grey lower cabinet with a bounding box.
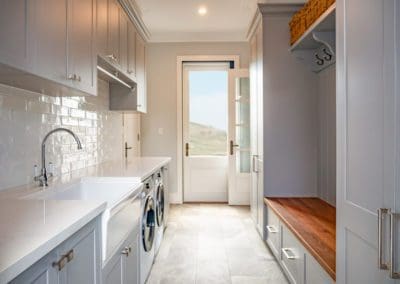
[10,218,101,284]
[103,228,139,284]
[265,206,333,284]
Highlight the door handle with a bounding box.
[252,155,259,173]
[390,212,400,278]
[125,142,133,158]
[185,143,189,157]
[378,208,390,270]
[230,140,239,155]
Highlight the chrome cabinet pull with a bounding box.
[53,255,68,271]
[65,249,74,263]
[121,247,130,256]
[378,208,390,270]
[252,155,258,173]
[68,74,81,82]
[282,248,296,260]
[266,225,278,234]
[106,54,118,62]
[390,212,400,278]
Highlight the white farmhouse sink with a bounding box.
[25,177,143,262]
[28,177,140,210]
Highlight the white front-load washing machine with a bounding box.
[154,170,165,255]
[140,176,155,284]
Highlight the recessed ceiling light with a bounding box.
[198,6,207,16]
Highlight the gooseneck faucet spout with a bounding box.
[35,128,82,187]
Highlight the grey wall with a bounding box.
[141,42,250,199]
[317,65,336,206]
[262,13,319,198]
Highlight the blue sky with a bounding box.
[189,70,228,131]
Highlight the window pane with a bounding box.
[189,70,228,156]
[235,77,250,173]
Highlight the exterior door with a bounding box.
[228,69,251,205]
[123,113,141,160]
[183,62,230,202]
[336,0,399,283]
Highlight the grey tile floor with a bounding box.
[146,204,288,284]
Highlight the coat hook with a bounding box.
[315,53,324,66]
[322,48,332,61]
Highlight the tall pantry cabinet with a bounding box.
[336,0,400,282]
[249,4,318,239]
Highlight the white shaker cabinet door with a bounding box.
[127,21,137,78]
[59,227,98,284]
[135,34,146,113]
[67,0,96,95]
[0,0,28,69]
[10,251,59,284]
[336,0,399,283]
[27,0,67,85]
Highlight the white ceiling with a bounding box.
[135,0,258,42]
[134,0,306,42]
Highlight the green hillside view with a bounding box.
[189,122,227,156]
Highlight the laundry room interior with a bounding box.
[0,0,398,284]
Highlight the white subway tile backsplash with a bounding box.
[0,79,123,191]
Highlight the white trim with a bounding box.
[118,0,151,42]
[176,55,240,204]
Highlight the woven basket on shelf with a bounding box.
[289,0,335,46]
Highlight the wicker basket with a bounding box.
[326,0,335,7]
[316,0,327,17]
[289,0,334,46]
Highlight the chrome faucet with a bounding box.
[34,128,82,186]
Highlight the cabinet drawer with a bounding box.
[306,253,334,284]
[265,205,280,257]
[281,225,304,284]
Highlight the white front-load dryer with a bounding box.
[154,170,165,255]
[140,176,155,284]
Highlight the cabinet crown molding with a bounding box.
[258,3,303,16]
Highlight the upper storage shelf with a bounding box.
[289,3,336,73]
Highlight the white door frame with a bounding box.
[173,55,240,204]
[228,69,251,205]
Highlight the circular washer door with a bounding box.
[156,183,165,226]
[142,195,155,252]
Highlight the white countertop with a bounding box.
[88,156,171,181]
[0,199,106,283]
[0,156,171,282]
[0,157,171,199]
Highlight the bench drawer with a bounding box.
[266,205,281,257]
[306,253,334,284]
[281,225,305,284]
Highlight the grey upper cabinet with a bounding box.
[0,0,28,70]
[66,0,96,95]
[96,0,108,56]
[119,9,129,73]
[27,0,67,85]
[107,0,120,65]
[127,21,136,78]
[135,34,146,113]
